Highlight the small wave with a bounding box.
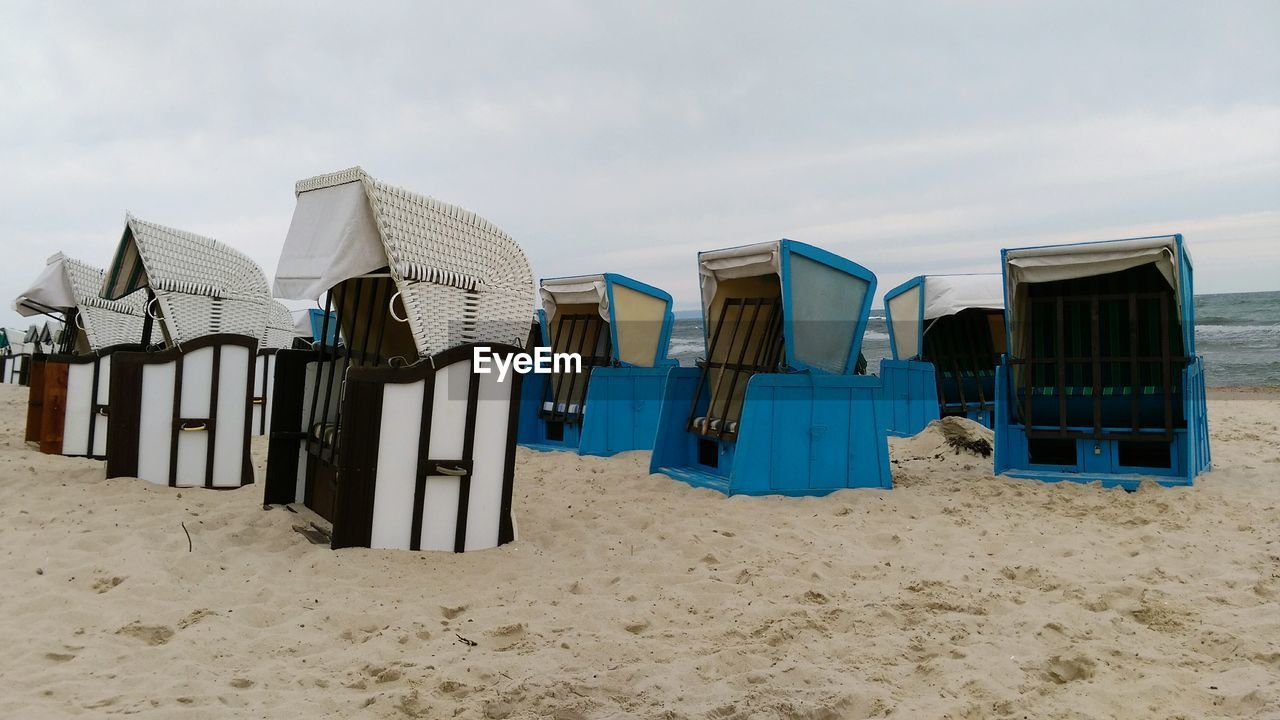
[1197,316,1280,327]
[863,331,890,341]
[667,339,705,354]
[1197,325,1280,342]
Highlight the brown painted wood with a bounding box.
[264,349,314,505]
[331,374,383,549]
[105,354,144,479]
[39,362,69,454]
[25,357,46,442]
[309,459,339,524]
[203,345,221,488]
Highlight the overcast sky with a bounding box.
[2,1,1277,330]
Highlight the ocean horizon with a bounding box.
[667,290,1280,388]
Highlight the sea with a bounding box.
[666,291,1280,388]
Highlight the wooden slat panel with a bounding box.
[331,376,383,549]
[105,356,144,479]
[25,358,45,442]
[39,362,69,455]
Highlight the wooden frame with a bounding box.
[22,345,139,458]
[105,334,257,488]
[266,342,524,552]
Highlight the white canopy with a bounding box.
[274,178,387,301]
[887,274,1003,360]
[14,255,77,316]
[697,241,782,321]
[921,274,1004,320]
[293,311,313,338]
[275,167,535,358]
[1004,235,1185,355]
[540,275,608,323]
[15,254,147,352]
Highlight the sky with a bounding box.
[1,1,1277,331]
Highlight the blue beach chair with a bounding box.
[518,273,676,456]
[993,234,1211,488]
[880,274,1004,436]
[649,239,892,496]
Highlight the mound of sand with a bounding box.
[895,416,994,460]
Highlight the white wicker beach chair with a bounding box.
[250,301,296,436]
[267,167,536,551]
[15,253,147,351]
[261,301,295,350]
[98,215,275,488]
[101,214,273,347]
[277,167,534,356]
[13,254,149,456]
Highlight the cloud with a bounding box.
[1,1,1277,328]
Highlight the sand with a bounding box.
[0,383,1277,719]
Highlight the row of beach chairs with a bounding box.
[8,166,1211,555]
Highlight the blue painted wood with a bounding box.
[993,234,1211,487]
[518,273,677,456]
[649,241,893,496]
[651,361,892,495]
[578,366,673,457]
[878,359,940,437]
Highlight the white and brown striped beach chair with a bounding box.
[13,253,147,457]
[265,166,534,551]
[98,215,274,489]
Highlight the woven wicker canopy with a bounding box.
[261,301,295,350]
[275,167,535,357]
[100,215,273,347]
[14,253,147,352]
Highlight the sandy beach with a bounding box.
[0,382,1277,719]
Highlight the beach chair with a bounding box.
[13,254,147,457]
[98,215,273,488]
[994,234,1211,488]
[517,274,676,456]
[0,330,20,385]
[17,325,42,392]
[250,301,295,436]
[264,167,534,551]
[649,239,892,496]
[292,308,339,349]
[880,274,1004,436]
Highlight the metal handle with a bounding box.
[251,397,265,405]
[96,408,109,417]
[180,422,208,432]
[146,298,162,321]
[74,313,86,331]
[388,291,408,323]
[434,465,467,477]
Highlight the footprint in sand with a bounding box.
[178,608,217,630]
[1043,655,1096,684]
[115,622,175,646]
[485,623,527,650]
[91,575,125,594]
[440,605,467,619]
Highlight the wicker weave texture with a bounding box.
[293,167,534,357]
[104,216,274,346]
[261,301,295,349]
[59,255,147,351]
